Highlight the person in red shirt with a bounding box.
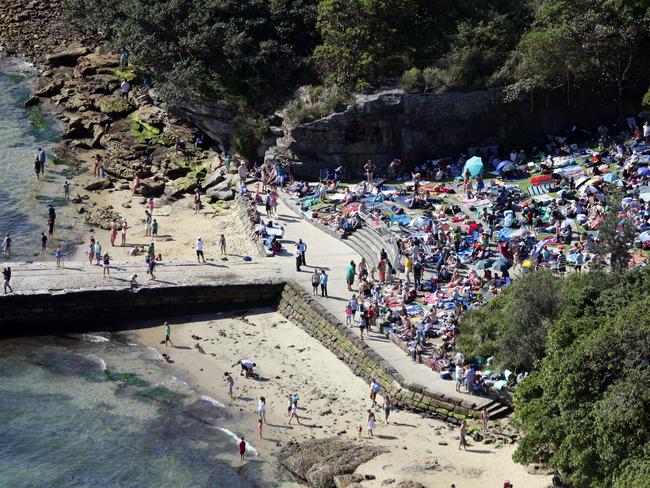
[239,437,246,460]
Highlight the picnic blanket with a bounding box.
[458,195,491,206]
[528,184,552,196]
[530,174,554,186]
[497,228,518,242]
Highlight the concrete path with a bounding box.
[1,194,493,409]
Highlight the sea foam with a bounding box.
[217,428,258,456]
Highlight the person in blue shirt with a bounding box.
[319,269,328,297]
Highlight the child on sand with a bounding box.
[345,303,353,325]
[367,410,376,437]
[152,219,158,239]
[356,424,363,440]
[55,245,62,267]
[239,437,246,460]
[164,321,174,347]
[257,419,263,439]
[102,252,110,277]
[224,372,234,399]
[219,234,226,255]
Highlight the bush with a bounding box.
[422,67,447,93]
[399,68,424,93]
[283,85,353,127]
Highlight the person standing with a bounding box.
[367,409,377,437]
[193,189,202,213]
[319,269,328,297]
[47,205,56,238]
[219,234,226,255]
[196,237,206,263]
[102,252,111,277]
[164,321,174,347]
[152,219,158,240]
[120,79,131,98]
[147,255,156,280]
[224,372,235,399]
[257,397,267,424]
[345,260,356,291]
[34,157,41,180]
[37,147,46,174]
[311,269,320,295]
[257,418,264,439]
[55,245,62,267]
[41,232,47,253]
[383,394,393,424]
[94,241,102,265]
[239,437,246,460]
[364,160,375,184]
[297,239,307,266]
[121,219,128,246]
[144,210,152,237]
[3,233,13,257]
[3,267,12,294]
[458,420,468,451]
[294,245,302,272]
[369,379,381,407]
[63,181,70,202]
[110,219,118,247]
[480,408,489,430]
[288,398,300,425]
[147,197,155,215]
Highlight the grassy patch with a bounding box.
[27,104,50,132]
[112,68,137,82]
[128,112,160,145]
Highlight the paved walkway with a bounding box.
[1,195,492,408]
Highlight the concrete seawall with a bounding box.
[1,279,484,421]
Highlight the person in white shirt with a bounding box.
[643,121,650,141]
[196,237,205,263]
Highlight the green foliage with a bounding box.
[283,85,353,126]
[643,85,650,108]
[399,68,423,93]
[592,190,636,271]
[514,289,650,487]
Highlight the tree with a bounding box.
[592,189,637,271]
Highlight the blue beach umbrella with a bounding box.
[475,259,494,270]
[497,160,515,174]
[638,167,650,177]
[463,156,484,178]
[603,173,620,183]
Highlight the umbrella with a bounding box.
[463,156,484,178]
[603,173,620,183]
[475,259,494,270]
[640,231,650,243]
[497,160,515,174]
[492,259,512,272]
[638,167,650,176]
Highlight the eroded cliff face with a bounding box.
[265,88,573,179]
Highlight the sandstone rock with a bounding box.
[280,438,387,488]
[44,46,90,66]
[201,170,229,191]
[526,463,554,476]
[207,189,234,202]
[395,482,426,488]
[138,179,165,197]
[84,179,113,191]
[62,117,91,139]
[24,96,40,107]
[34,78,63,97]
[76,51,119,77]
[333,475,364,488]
[96,96,132,116]
[84,206,121,230]
[136,105,166,128]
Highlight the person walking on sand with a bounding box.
[367,409,377,437]
[34,157,41,180]
[121,219,128,246]
[41,232,47,253]
[369,379,381,408]
[320,269,328,297]
[164,321,174,347]
[2,234,12,256]
[224,372,235,399]
[458,420,468,451]
[219,234,226,255]
[196,237,206,263]
[55,244,62,267]
[257,418,263,439]
[152,219,158,240]
[239,436,246,460]
[102,252,110,277]
[257,397,267,424]
[311,269,320,295]
[288,397,300,425]
[3,267,12,294]
[383,393,393,423]
[147,197,155,215]
[63,180,70,202]
[147,255,156,280]
[37,147,46,174]
[294,245,302,272]
[144,210,152,237]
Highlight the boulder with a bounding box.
[62,117,91,139]
[84,206,121,230]
[76,51,119,77]
[34,79,64,97]
[526,463,554,476]
[84,179,113,191]
[24,96,40,107]
[44,47,91,66]
[395,482,426,488]
[280,438,387,488]
[207,189,234,202]
[333,474,364,488]
[136,105,166,128]
[206,177,232,194]
[138,179,165,197]
[201,169,228,190]
[96,96,132,116]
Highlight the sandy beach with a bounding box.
[131,310,551,488]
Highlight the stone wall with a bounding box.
[0,281,283,337]
[278,282,485,422]
[267,88,616,179]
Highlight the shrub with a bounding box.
[399,68,424,93]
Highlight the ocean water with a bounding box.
[0,65,83,261]
[0,334,275,487]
